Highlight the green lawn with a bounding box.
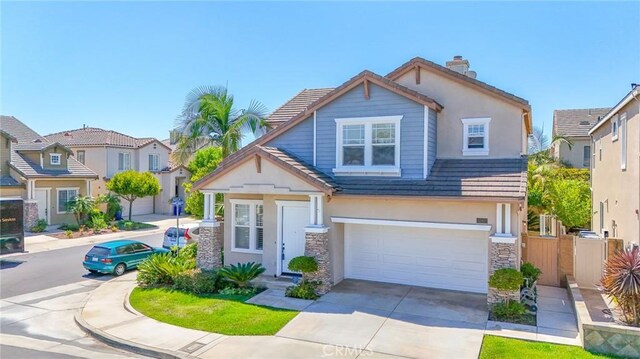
[480,335,618,359]
[129,287,299,335]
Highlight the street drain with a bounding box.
[179,341,205,354]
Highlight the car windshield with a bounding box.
[165,228,186,237]
[87,246,111,257]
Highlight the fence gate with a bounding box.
[575,236,606,289]
[527,236,559,286]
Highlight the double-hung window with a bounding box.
[148,154,159,171]
[57,188,78,214]
[118,153,131,171]
[620,113,627,170]
[231,199,264,253]
[334,115,401,176]
[612,116,619,141]
[50,153,61,165]
[462,118,491,156]
[77,150,85,164]
[583,145,591,168]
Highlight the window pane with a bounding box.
[256,228,264,250]
[234,204,250,226]
[468,124,484,136]
[343,146,365,166]
[583,146,591,167]
[468,136,485,149]
[372,146,395,165]
[234,227,250,249]
[343,125,364,145]
[372,123,395,144]
[58,190,68,212]
[255,205,263,227]
[78,151,85,164]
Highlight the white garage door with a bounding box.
[345,224,489,293]
[124,196,155,216]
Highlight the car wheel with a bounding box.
[113,263,126,276]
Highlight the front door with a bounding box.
[34,189,49,223]
[280,202,309,274]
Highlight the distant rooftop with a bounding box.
[45,126,159,148]
[553,108,611,137]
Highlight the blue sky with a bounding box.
[2,1,639,142]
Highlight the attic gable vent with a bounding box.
[579,120,590,125]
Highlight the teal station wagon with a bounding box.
[83,239,168,276]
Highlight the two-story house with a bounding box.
[45,127,190,216]
[0,116,98,227]
[191,56,531,301]
[589,85,639,246]
[551,108,610,168]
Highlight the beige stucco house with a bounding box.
[0,116,98,227]
[45,127,190,216]
[192,56,531,303]
[551,108,611,169]
[589,86,639,246]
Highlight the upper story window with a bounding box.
[50,153,62,165]
[77,150,85,164]
[149,154,159,171]
[620,113,627,170]
[612,115,619,141]
[462,118,491,156]
[334,115,402,176]
[583,145,591,168]
[118,152,131,171]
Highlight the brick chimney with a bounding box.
[445,56,476,79]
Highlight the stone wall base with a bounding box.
[489,241,517,274]
[304,229,331,295]
[24,201,39,229]
[196,221,223,271]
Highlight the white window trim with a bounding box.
[230,199,264,254]
[56,187,79,214]
[620,113,627,170]
[50,153,62,166]
[333,115,402,176]
[462,117,491,156]
[611,115,619,141]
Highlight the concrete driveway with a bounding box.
[276,279,488,359]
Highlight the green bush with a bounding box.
[285,280,320,300]
[64,230,74,239]
[520,262,542,284]
[491,301,527,322]
[173,269,222,294]
[58,223,80,231]
[219,262,266,288]
[91,216,107,233]
[287,256,318,273]
[30,219,48,233]
[178,243,197,260]
[489,268,524,291]
[136,252,196,286]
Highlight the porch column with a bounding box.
[488,202,519,305]
[197,191,223,270]
[86,180,92,197]
[305,194,331,294]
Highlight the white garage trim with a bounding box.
[331,216,492,232]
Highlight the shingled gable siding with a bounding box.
[427,108,437,175]
[315,83,425,179]
[266,116,314,164]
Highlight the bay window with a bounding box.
[231,199,264,253]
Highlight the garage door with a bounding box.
[124,196,155,216]
[345,224,489,293]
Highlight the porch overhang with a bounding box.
[331,216,492,232]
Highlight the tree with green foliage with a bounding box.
[107,171,161,221]
[66,195,95,226]
[546,178,591,229]
[183,147,224,218]
[173,86,269,165]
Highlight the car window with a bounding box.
[131,243,152,252]
[87,246,110,257]
[116,245,134,255]
[165,228,186,237]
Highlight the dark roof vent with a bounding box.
[33,139,42,143]
[579,120,590,125]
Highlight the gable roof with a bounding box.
[45,127,169,150]
[266,88,335,127]
[589,86,639,135]
[193,145,336,194]
[0,129,17,143]
[553,108,611,138]
[386,57,532,134]
[0,116,47,144]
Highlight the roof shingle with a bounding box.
[45,127,160,149]
[553,108,611,137]
[266,88,334,127]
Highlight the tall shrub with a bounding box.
[601,247,640,326]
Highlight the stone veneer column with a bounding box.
[488,237,519,305]
[23,200,39,229]
[196,221,223,271]
[304,227,332,295]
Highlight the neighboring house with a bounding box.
[192,56,531,301]
[551,108,610,168]
[589,85,639,246]
[0,116,98,227]
[45,127,190,216]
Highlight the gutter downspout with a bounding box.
[632,87,640,246]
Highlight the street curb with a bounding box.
[74,293,195,359]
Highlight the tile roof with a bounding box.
[44,127,160,149]
[0,116,47,145]
[553,108,611,137]
[10,152,98,178]
[334,158,527,199]
[0,176,23,187]
[266,88,334,127]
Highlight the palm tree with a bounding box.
[66,195,95,226]
[174,86,269,162]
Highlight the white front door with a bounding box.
[280,202,309,274]
[34,189,49,222]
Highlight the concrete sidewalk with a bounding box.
[5,215,197,257]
